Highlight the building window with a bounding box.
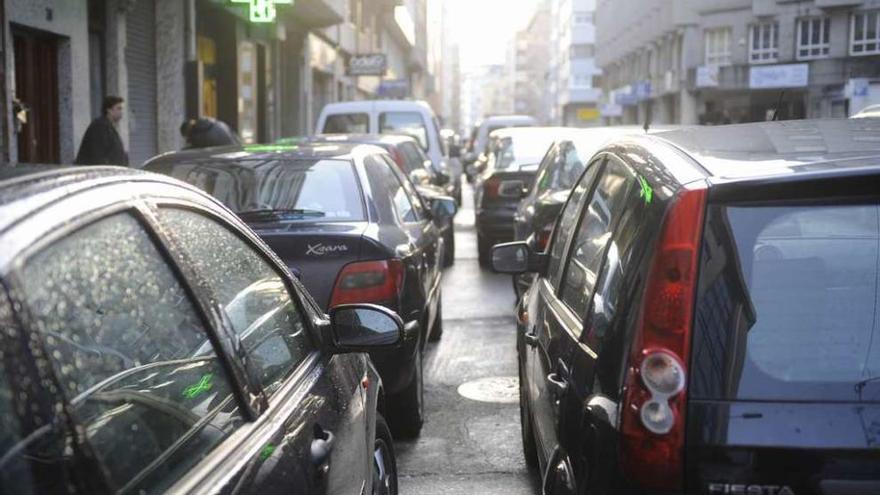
[574,12,593,25]
[749,22,779,63]
[572,75,591,88]
[851,11,880,56]
[570,43,594,59]
[797,17,831,60]
[705,27,732,66]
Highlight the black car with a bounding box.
[144,143,454,437]
[474,127,567,266]
[304,134,457,267]
[493,119,880,494]
[0,166,402,495]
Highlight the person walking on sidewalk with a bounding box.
[75,96,128,166]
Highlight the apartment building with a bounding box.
[596,0,880,125]
[548,0,602,127]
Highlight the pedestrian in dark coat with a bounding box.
[75,96,128,166]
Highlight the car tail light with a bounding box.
[536,224,553,252]
[485,176,502,200]
[329,259,404,308]
[620,187,707,492]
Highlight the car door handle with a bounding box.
[547,372,568,396]
[524,331,539,347]
[310,426,335,466]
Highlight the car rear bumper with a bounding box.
[368,319,421,395]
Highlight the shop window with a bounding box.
[797,17,831,60]
[750,22,779,63]
[851,10,880,56]
[705,27,732,66]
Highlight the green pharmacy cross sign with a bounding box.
[230,0,293,23]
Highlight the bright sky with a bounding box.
[445,0,542,70]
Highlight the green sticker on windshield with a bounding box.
[260,444,276,461]
[638,176,653,205]
[182,373,214,399]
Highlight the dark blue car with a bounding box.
[493,119,880,494]
[0,166,403,495]
[145,142,455,438]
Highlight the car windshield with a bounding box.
[495,136,555,170]
[147,159,365,222]
[693,204,880,402]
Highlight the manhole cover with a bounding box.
[457,376,519,404]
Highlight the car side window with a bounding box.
[159,208,313,396]
[19,212,244,493]
[367,154,423,224]
[560,158,635,318]
[548,157,605,287]
[532,144,560,197]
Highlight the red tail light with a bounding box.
[620,186,707,492]
[485,176,502,200]
[329,259,404,308]
[536,225,553,252]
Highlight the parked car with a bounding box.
[145,142,454,438]
[302,134,458,268]
[852,103,880,119]
[0,165,402,495]
[463,115,538,178]
[474,127,567,266]
[493,118,880,494]
[511,126,679,296]
[315,100,462,205]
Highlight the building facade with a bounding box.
[548,0,602,127]
[1,0,434,166]
[596,0,880,126]
[514,0,552,124]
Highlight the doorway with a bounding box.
[13,26,61,163]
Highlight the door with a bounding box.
[524,157,604,469]
[12,27,60,163]
[158,207,368,494]
[126,0,158,164]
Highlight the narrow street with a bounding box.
[396,186,540,495]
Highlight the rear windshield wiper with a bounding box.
[238,208,326,220]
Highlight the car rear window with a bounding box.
[379,112,428,151]
[148,159,365,223]
[691,204,880,402]
[495,137,554,170]
[322,113,369,134]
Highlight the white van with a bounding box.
[315,100,450,174]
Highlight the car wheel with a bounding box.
[372,414,399,495]
[519,360,539,470]
[443,230,455,267]
[429,294,443,342]
[477,235,493,268]
[389,348,424,439]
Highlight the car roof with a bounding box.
[653,118,880,181]
[319,100,434,114]
[307,133,418,147]
[852,106,880,119]
[488,126,577,140]
[143,142,387,169]
[482,115,537,126]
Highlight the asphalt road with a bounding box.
[395,185,540,495]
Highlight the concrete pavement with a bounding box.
[396,186,540,494]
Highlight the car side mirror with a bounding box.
[328,304,403,352]
[499,180,527,199]
[492,242,548,275]
[430,196,457,220]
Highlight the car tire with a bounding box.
[443,230,455,267]
[477,234,493,268]
[519,360,539,470]
[429,295,443,342]
[389,349,424,439]
[372,414,399,495]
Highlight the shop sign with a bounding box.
[847,78,870,98]
[634,80,652,101]
[576,108,601,121]
[230,0,293,23]
[749,63,809,89]
[378,79,410,98]
[600,103,623,117]
[613,85,638,106]
[348,54,388,77]
[696,66,719,88]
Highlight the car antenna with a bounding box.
[771,90,786,121]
